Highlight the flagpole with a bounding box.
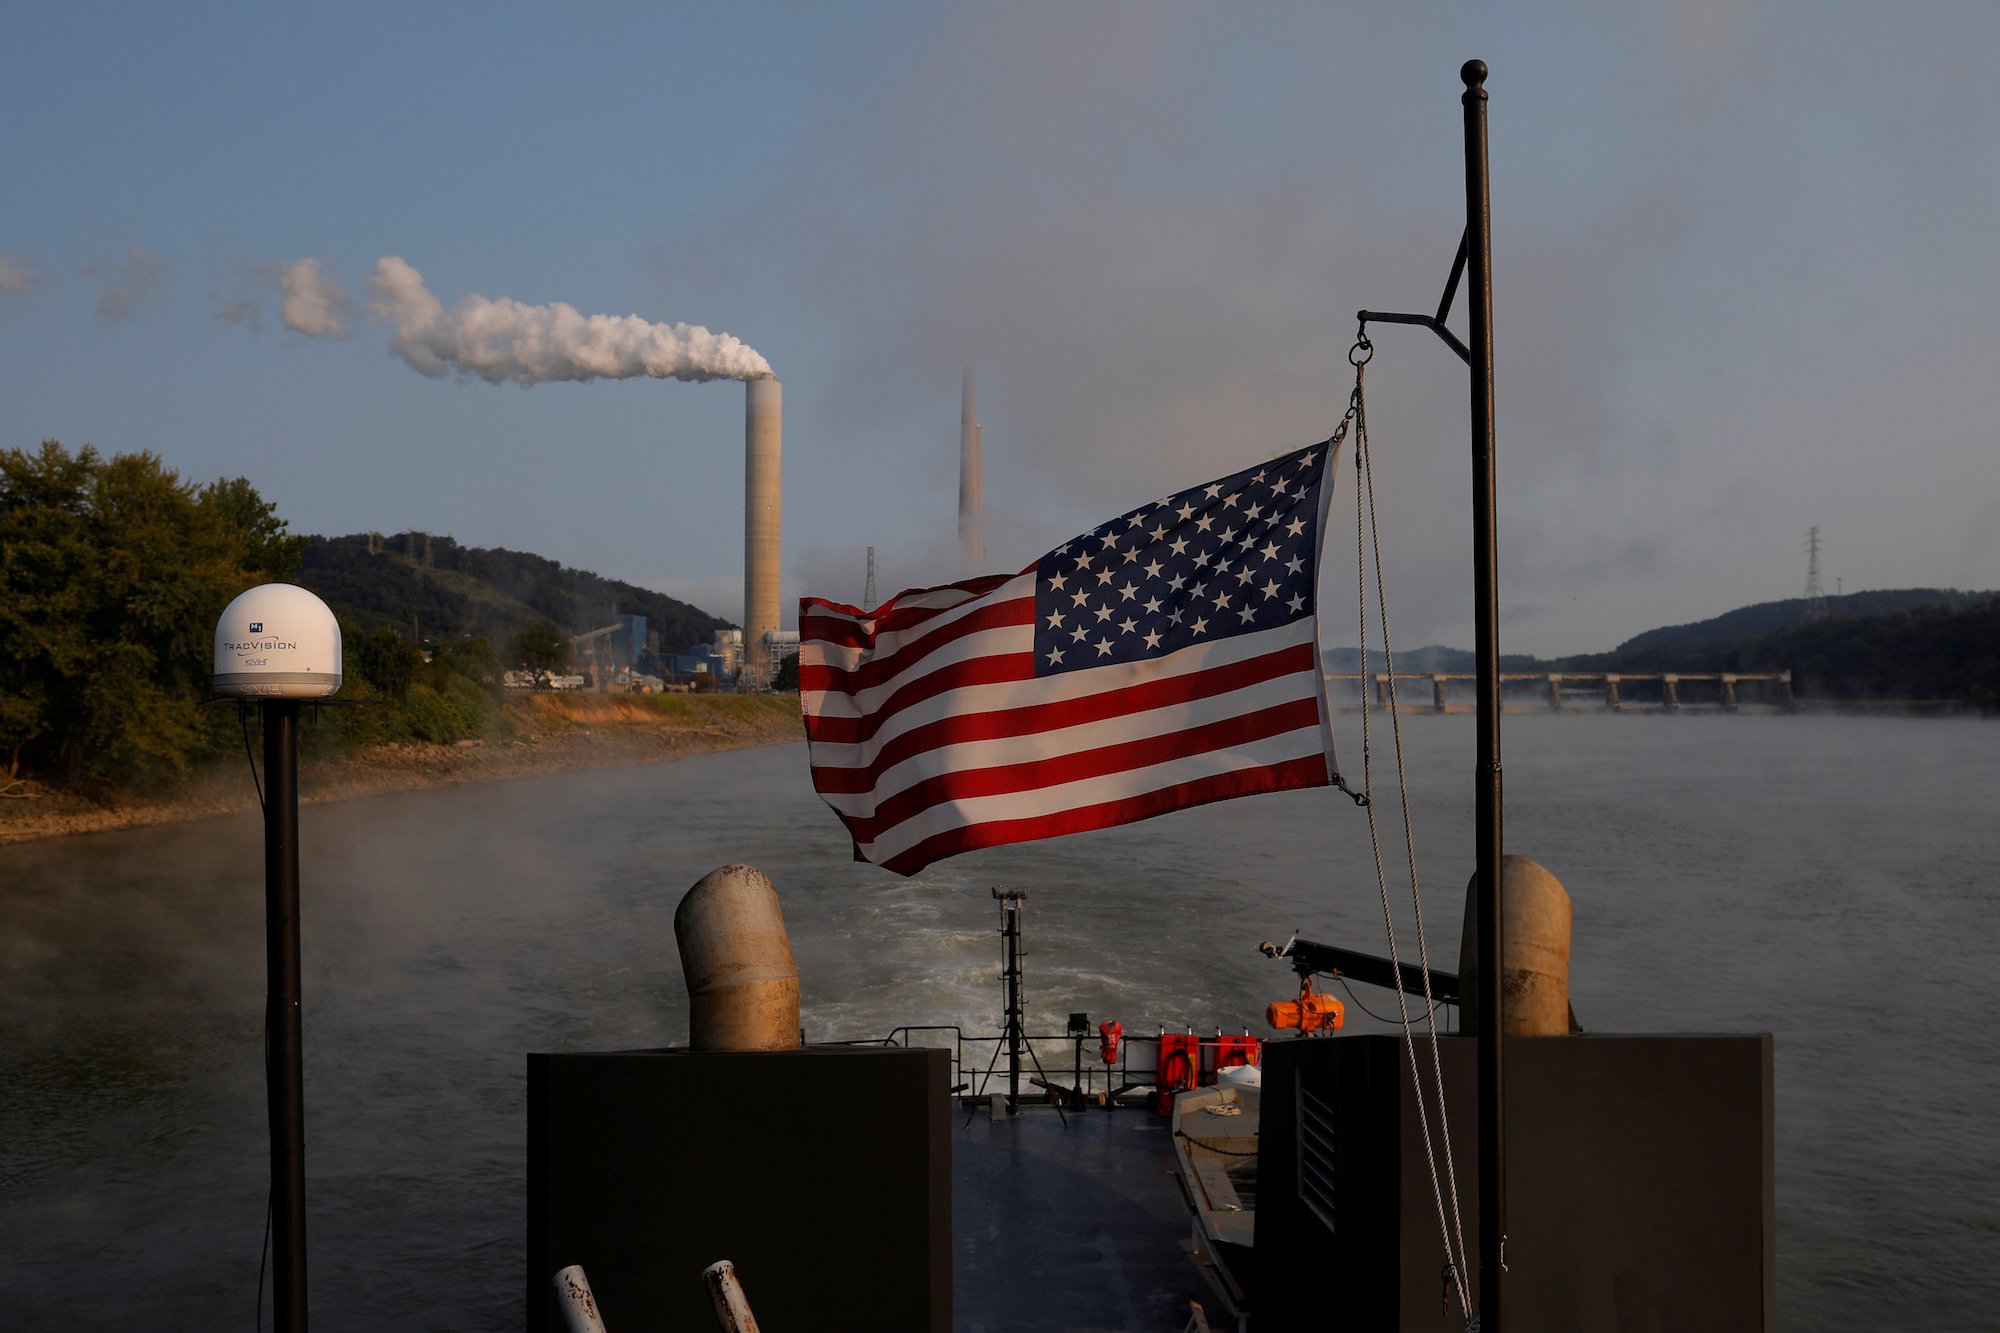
[1354,58,1506,1328]
[1462,57,1506,1333]
[263,697,309,1332]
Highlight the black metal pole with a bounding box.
[262,699,308,1332]
[1462,58,1506,1332]
[1005,900,1022,1113]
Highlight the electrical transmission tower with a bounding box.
[1803,526,1829,622]
[864,546,877,610]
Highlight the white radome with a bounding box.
[213,584,343,699]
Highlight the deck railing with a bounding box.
[834,1026,1278,1107]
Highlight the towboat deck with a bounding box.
[953,1104,1208,1332]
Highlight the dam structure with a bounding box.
[1326,670,1796,713]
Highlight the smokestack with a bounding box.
[743,378,782,688]
[959,367,985,565]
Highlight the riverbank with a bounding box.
[0,692,802,845]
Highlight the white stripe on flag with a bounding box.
[856,726,1328,867]
[807,618,1319,777]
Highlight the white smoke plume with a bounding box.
[365,255,772,386]
[0,253,41,296]
[211,257,352,337]
[278,258,350,338]
[83,245,167,321]
[210,272,263,330]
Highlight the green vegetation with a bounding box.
[1604,589,1997,660]
[509,625,569,689]
[0,441,771,803]
[300,531,728,652]
[323,626,509,750]
[0,443,540,796]
[0,442,304,790]
[1567,600,2000,708]
[1532,591,1999,707]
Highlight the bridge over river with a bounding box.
[1325,671,1794,713]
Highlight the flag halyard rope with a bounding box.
[1344,346,1473,1324]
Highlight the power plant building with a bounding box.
[611,615,647,672]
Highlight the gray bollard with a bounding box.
[1458,855,1575,1037]
[674,865,801,1051]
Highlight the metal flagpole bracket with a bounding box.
[1356,229,1472,366]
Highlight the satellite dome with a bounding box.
[213,584,343,699]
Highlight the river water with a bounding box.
[2,714,1996,1329]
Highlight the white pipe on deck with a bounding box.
[551,1265,609,1333]
[703,1259,762,1333]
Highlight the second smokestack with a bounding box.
[743,377,782,688]
[959,367,984,566]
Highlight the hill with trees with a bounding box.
[1561,596,2000,706]
[2,443,740,800]
[1598,589,1999,662]
[299,532,729,654]
[1324,589,2000,708]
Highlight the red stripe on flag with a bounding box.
[803,651,1038,744]
[799,573,1016,650]
[873,754,1331,876]
[799,594,1035,697]
[809,641,1318,795]
[835,697,1323,843]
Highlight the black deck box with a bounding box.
[1255,1034,1774,1331]
[528,1045,950,1332]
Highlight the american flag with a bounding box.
[799,439,1341,876]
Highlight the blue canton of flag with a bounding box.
[1032,443,1327,676]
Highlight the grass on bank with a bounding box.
[0,690,805,843]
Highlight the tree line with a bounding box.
[1566,601,2000,707]
[300,531,727,652]
[1326,594,1999,709]
[1,442,309,790]
[1,442,684,798]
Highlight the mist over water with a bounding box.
[3,716,1997,1329]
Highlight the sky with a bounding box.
[3,2,1995,658]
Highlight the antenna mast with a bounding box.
[864,546,878,610]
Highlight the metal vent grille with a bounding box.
[1298,1082,1338,1234]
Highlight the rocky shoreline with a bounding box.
[0,693,802,845]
